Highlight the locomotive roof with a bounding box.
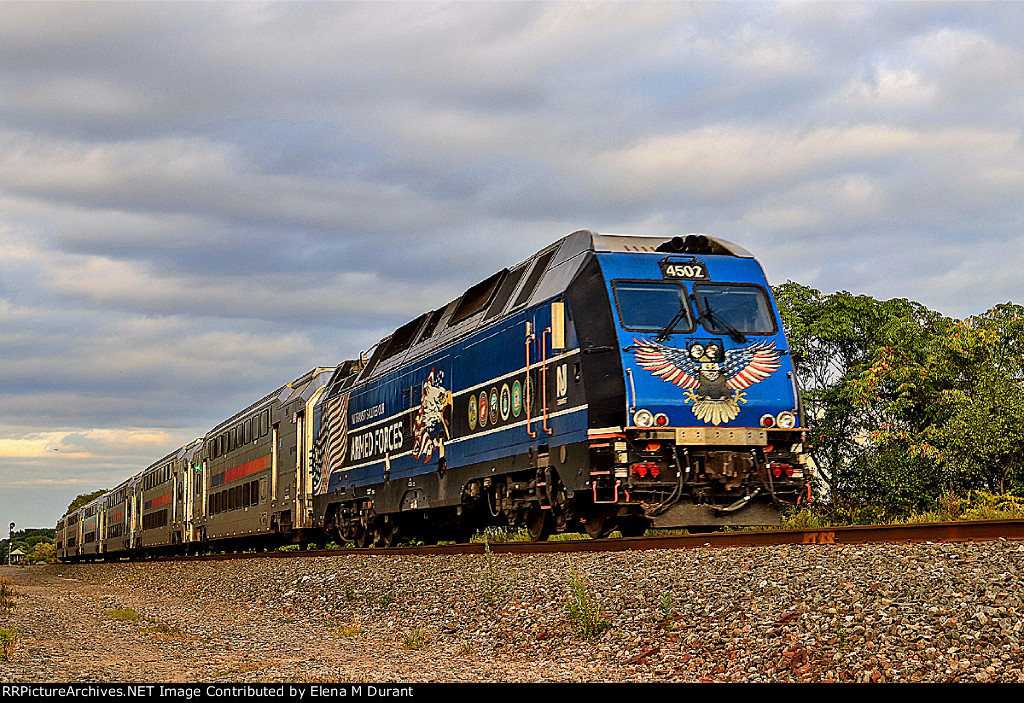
[357,230,755,383]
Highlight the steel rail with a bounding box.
[147,518,1024,563]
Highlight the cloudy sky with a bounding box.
[2,2,1023,529]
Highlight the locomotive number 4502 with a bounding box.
[660,260,709,280]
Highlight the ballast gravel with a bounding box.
[2,540,1023,683]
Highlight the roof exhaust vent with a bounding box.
[656,234,711,254]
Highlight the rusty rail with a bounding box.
[149,519,1024,562]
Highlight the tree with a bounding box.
[772,281,946,505]
[65,490,107,515]
[26,542,56,564]
[861,303,1024,498]
[775,282,1024,515]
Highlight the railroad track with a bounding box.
[151,518,1024,562]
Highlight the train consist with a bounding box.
[56,231,809,560]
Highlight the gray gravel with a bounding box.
[2,539,1023,682]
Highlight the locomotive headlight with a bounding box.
[633,409,655,427]
[776,411,797,429]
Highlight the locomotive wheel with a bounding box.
[354,525,372,549]
[526,507,552,542]
[583,510,615,539]
[373,522,398,548]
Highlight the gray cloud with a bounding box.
[2,1,1024,528]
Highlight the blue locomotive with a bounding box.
[310,230,807,546]
[55,230,807,560]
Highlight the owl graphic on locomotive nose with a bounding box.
[630,337,782,426]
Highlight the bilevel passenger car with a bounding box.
[56,230,809,560]
[57,367,336,561]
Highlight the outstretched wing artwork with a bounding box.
[630,337,783,425]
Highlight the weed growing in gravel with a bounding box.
[547,532,588,542]
[834,619,849,651]
[402,626,430,650]
[0,577,17,616]
[374,593,395,608]
[331,624,363,638]
[342,586,358,602]
[658,592,676,630]
[565,562,608,639]
[142,622,188,640]
[105,608,141,622]
[0,626,17,661]
[481,538,507,608]
[470,526,531,543]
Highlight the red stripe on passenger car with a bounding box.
[223,455,271,483]
[150,493,172,508]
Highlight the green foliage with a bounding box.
[26,542,56,564]
[470,526,531,543]
[658,592,675,631]
[402,626,430,650]
[66,490,108,514]
[773,281,946,505]
[0,626,16,661]
[774,282,1024,515]
[1,528,56,563]
[564,562,608,639]
[480,538,508,607]
[780,491,1024,527]
[0,577,17,616]
[105,608,141,622]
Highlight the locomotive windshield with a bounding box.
[612,281,693,332]
[693,284,776,336]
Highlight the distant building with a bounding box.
[9,548,25,565]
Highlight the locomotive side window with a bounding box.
[484,264,528,320]
[415,306,447,343]
[693,284,777,336]
[379,312,429,360]
[450,269,507,325]
[612,281,694,332]
[511,248,557,310]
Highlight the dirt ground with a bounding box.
[0,563,611,683]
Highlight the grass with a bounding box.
[470,526,532,543]
[0,577,17,616]
[142,622,189,639]
[565,562,608,639]
[0,626,16,661]
[480,539,507,607]
[402,626,430,650]
[780,490,1024,529]
[330,624,363,638]
[105,607,141,622]
[658,592,676,631]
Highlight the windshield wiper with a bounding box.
[655,305,690,342]
[701,302,747,343]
